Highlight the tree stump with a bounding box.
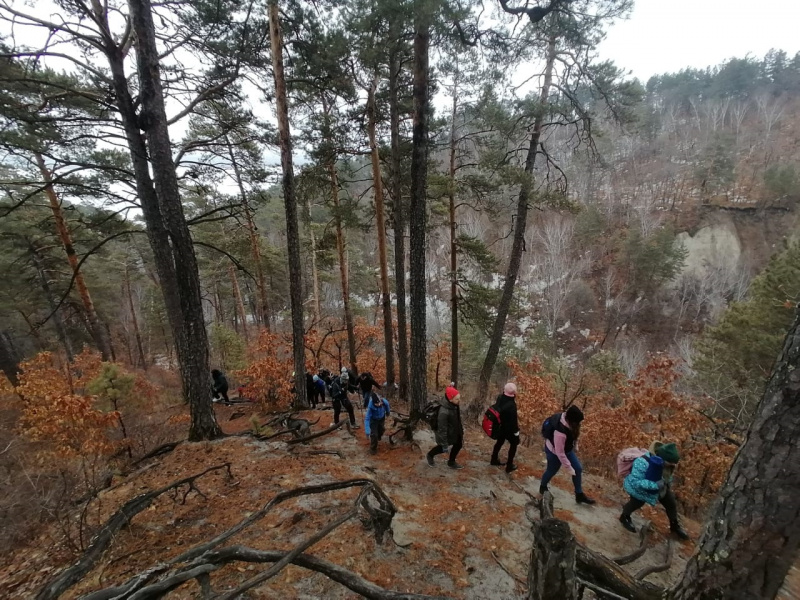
[527,517,578,600]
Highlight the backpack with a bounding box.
[423,402,440,431]
[482,406,502,440]
[541,413,559,441]
[616,447,649,478]
[330,378,342,399]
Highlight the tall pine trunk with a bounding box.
[408,4,430,415]
[124,264,147,370]
[389,48,409,400]
[367,75,395,389]
[226,136,271,331]
[29,242,74,363]
[229,265,249,343]
[301,190,322,327]
[36,152,113,361]
[477,35,556,404]
[448,72,458,387]
[268,0,306,406]
[671,307,800,598]
[106,0,222,440]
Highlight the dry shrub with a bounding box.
[511,355,737,514]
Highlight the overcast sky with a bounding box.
[597,0,800,82]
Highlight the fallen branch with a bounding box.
[294,450,344,458]
[36,463,232,600]
[634,540,674,581]
[612,521,652,565]
[286,420,344,445]
[132,441,182,466]
[576,578,631,600]
[491,550,526,586]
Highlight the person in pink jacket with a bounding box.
[538,405,595,505]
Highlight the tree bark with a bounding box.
[448,70,458,387]
[29,242,74,362]
[477,35,556,404]
[229,265,249,343]
[124,264,147,370]
[35,152,113,361]
[226,136,271,331]
[105,0,222,439]
[671,305,800,599]
[529,519,578,600]
[367,74,395,389]
[301,185,322,327]
[389,48,409,400]
[0,330,21,386]
[408,2,430,415]
[268,0,307,407]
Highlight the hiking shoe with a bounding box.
[490,459,506,466]
[576,493,596,505]
[620,515,636,533]
[426,453,435,467]
[670,523,690,541]
[505,464,518,473]
[351,422,360,429]
[370,447,377,456]
[539,484,549,495]
[447,461,464,470]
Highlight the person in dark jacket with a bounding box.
[539,405,595,505]
[312,374,327,407]
[329,375,359,428]
[426,385,464,469]
[211,369,230,405]
[359,372,380,407]
[489,383,521,473]
[365,395,390,454]
[305,372,317,408]
[619,441,689,539]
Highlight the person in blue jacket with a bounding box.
[365,395,390,455]
[619,441,689,540]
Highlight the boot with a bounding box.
[575,492,596,505]
[670,521,690,540]
[426,451,435,467]
[619,514,636,533]
[447,461,464,470]
[505,464,518,473]
[490,458,506,466]
[539,484,548,495]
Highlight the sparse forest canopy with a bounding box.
[0,0,799,597]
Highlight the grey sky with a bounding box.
[597,0,800,82]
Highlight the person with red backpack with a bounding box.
[489,383,521,473]
[539,405,595,505]
[426,385,464,469]
[619,441,689,540]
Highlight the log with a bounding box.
[575,546,664,600]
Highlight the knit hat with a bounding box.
[565,405,584,424]
[503,382,517,397]
[445,386,460,402]
[313,375,319,382]
[654,442,680,464]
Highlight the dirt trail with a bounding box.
[0,402,697,599]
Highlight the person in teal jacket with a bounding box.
[365,396,390,455]
[619,441,689,540]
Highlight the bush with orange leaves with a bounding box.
[235,330,294,411]
[14,349,120,458]
[511,355,737,513]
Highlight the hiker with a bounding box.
[539,405,596,505]
[619,441,690,540]
[489,382,521,474]
[426,385,464,469]
[330,374,358,428]
[365,394,390,455]
[211,369,230,405]
[304,372,317,408]
[358,371,380,407]
[312,374,327,407]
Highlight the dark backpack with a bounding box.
[482,406,502,440]
[423,402,441,431]
[541,412,560,441]
[330,378,342,399]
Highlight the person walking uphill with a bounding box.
[359,372,380,407]
[540,405,596,505]
[426,385,464,470]
[365,395,390,455]
[619,441,690,540]
[330,374,358,429]
[211,369,229,405]
[489,383,521,473]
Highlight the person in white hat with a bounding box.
[489,382,521,473]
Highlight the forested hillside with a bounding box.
[0,0,799,598]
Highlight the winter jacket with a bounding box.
[211,371,228,394]
[623,453,662,506]
[435,396,463,447]
[545,413,578,474]
[329,377,346,401]
[359,373,380,394]
[365,397,390,435]
[494,393,519,437]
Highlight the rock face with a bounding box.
[676,220,742,279]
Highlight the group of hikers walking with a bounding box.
[213,365,689,540]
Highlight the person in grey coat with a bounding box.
[426,385,464,470]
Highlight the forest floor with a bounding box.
[0,400,700,599]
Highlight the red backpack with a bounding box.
[482,406,502,440]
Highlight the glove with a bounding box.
[657,479,666,492]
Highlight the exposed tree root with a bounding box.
[286,420,344,444]
[36,463,233,600]
[635,540,674,581]
[612,521,652,565]
[131,441,182,466]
